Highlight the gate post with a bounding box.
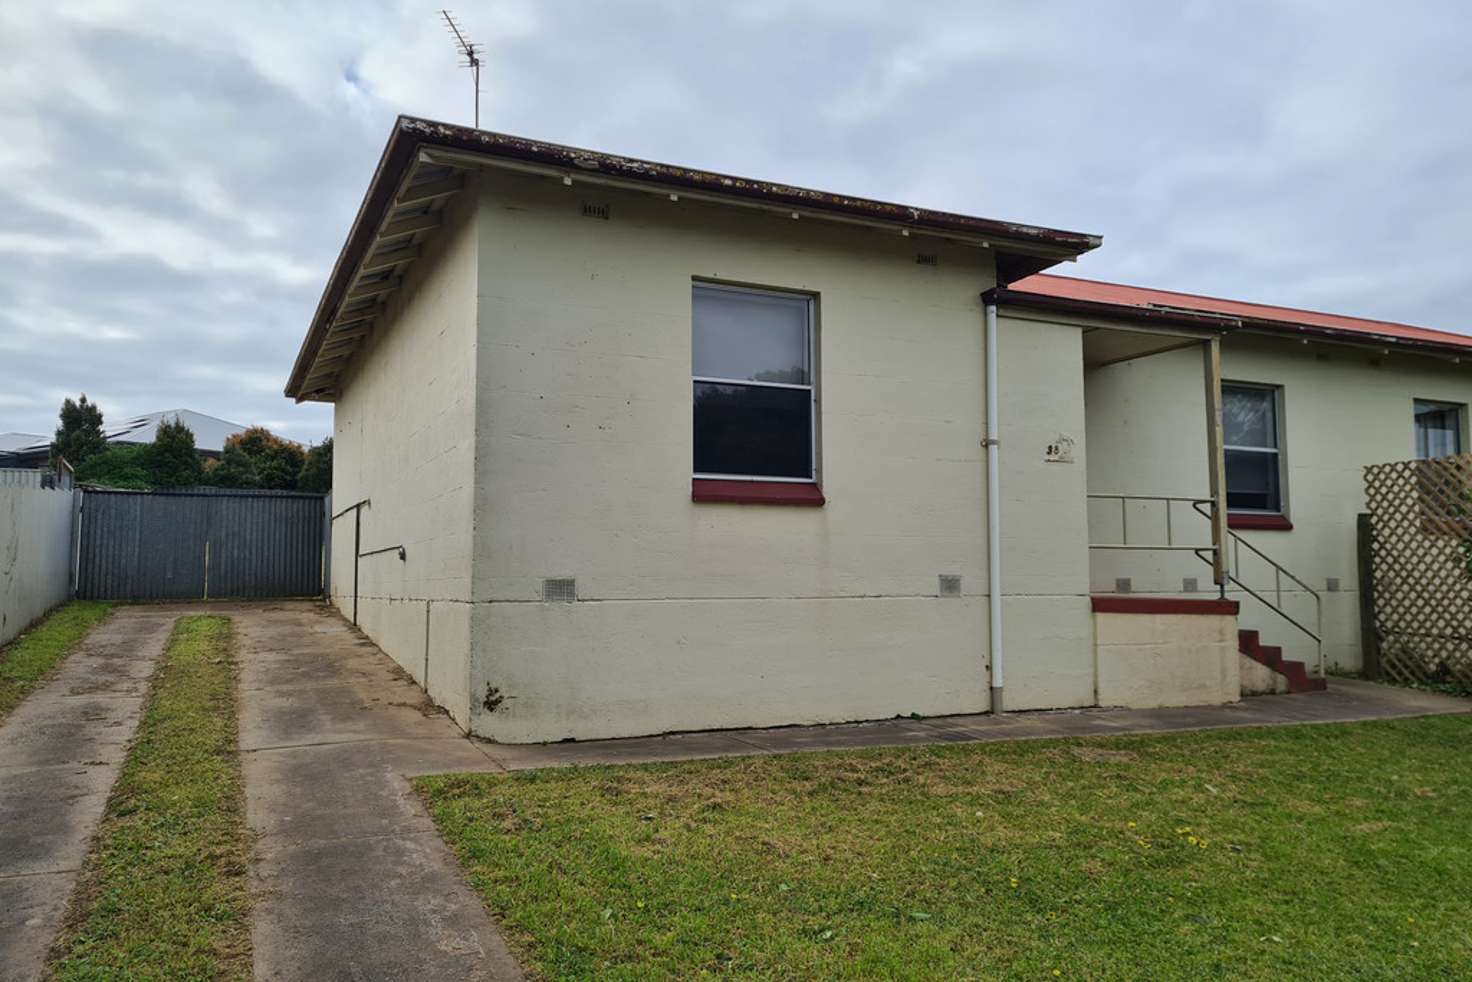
[1356,512,1381,679]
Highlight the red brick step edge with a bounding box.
[1238,629,1327,693]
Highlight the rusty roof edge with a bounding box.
[992,287,1472,359]
[1234,317,1472,358]
[399,116,1103,250]
[985,287,1241,332]
[287,116,1104,400]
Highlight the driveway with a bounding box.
[232,603,522,981]
[3,600,1467,982]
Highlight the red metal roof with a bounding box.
[1010,273,1472,353]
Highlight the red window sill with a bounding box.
[1091,596,1240,616]
[692,479,825,506]
[1228,513,1293,531]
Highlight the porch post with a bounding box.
[1202,336,1230,590]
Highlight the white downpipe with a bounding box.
[985,301,1004,713]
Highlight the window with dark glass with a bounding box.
[692,283,814,480]
[1223,383,1282,513]
[1414,399,1463,459]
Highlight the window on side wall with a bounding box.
[692,282,815,481]
[1223,383,1283,514]
[1414,399,1463,459]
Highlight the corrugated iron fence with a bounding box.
[75,488,328,600]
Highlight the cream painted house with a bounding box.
[286,116,1472,742]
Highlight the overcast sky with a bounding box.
[3,1,1470,442]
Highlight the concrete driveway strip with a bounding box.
[0,606,177,982]
[233,603,523,982]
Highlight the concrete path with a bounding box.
[233,603,523,982]
[480,675,1470,771]
[0,606,177,982]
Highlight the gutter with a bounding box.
[990,288,1472,362]
[983,299,1004,713]
[286,116,1103,400]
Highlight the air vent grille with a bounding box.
[1182,577,1198,593]
[1326,577,1341,593]
[542,577,577,603]
[1114,577,1132,594]
[581,202,610,220]
[938,574,962,597]
[916,253,939,266]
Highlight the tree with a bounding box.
[297,437,333,493]
[74,444,152,490]
[146,416,202,489]
[207,427,304,491]
[52,395,106,467]
[208,444,261,489]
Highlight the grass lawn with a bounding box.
[420,715,1472,980]
[0,600,111,722]
[48,615,252,981]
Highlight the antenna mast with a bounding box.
[440,10,482,127]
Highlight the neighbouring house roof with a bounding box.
[1003,273,1472,358]
[286,115,1103,402]
[4,410,248,464]
[0,432,44,453]
[101,410,247,453]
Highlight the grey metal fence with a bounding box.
[75,488,327,600]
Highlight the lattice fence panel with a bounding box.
[1364,453,1472,685]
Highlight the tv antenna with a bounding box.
[440,10,483,127]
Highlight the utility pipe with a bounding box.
[984,300,1004,713]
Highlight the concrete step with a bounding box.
[1238,631,1325,694]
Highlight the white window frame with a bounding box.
[1223,381,1285,515]
[1412,398,1465,460]
[692,280,818,483]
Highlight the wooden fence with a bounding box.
[1362,453,1472,685]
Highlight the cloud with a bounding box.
[1,0,1470,445]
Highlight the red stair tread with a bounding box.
[1237,631,1325,694]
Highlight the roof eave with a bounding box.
[286,116,1102,400]
[985,287,1241,333]
[991,287,1472,361]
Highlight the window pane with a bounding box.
[694,382,811,478]
[1414,400,1462,459]
[693,286,809,384]
[1223,385,1276,448]
[1225,449,1281,512]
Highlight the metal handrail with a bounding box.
[1087,493,1323,679]
[1189,501,1324,679]
[1086,493,1217,554]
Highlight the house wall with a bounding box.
[0,484,74,645]
[465,171,1094,742]
[1085,333,1472,670]
[330,186,480,727]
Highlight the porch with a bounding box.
[1077,320,1326,699]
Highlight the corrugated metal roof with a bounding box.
[5,409,248,460]
[101,409,247,453]
[0,432,44,452]
[1009,274,1472,355]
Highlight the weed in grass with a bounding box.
[0,600,111,722]
[47,615,252,981]
[419,715,1472,980]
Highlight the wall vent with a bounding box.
[1114,577,1132,594]
[938,574,962,597]
[1182,577,1198,593]
[581,201,610,220]
[1325,577,1341,593]
[542,577,577,603]
[916,253,939,266]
